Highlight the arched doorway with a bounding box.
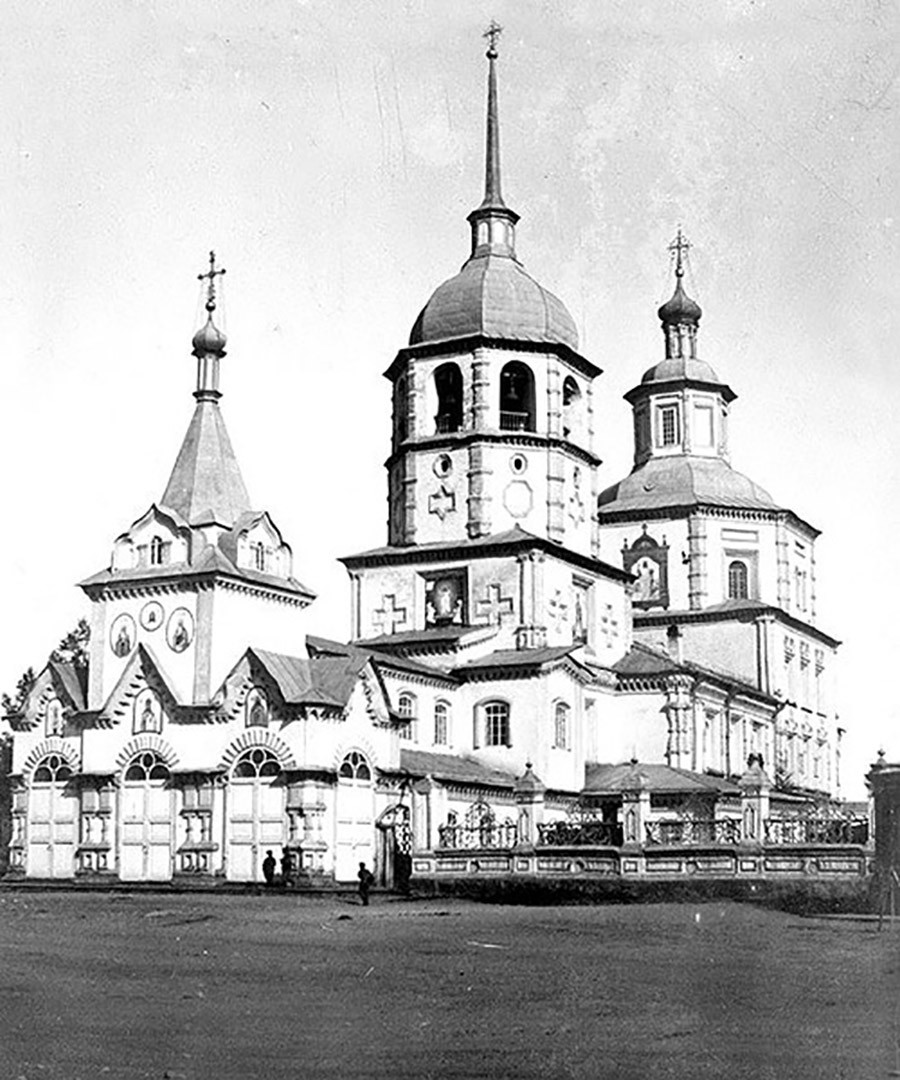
[335,751,375,882]
[376,803,412,891]
[120,751,173,881]
[27,754,77,878]
[227,747,284,882]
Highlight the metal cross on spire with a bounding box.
[667,228,691,278]
[198,250,227,311]
[484,19,502,58]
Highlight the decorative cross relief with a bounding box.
[568,468,585,525]
[428,485,456,522]
[373,594,408,636]
[547,590,569,634]
[474,583,515,626]
[599,602,620,646]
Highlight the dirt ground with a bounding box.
[0,890,897,1080]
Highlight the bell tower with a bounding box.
[383,25,603,559]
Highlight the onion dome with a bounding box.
[192,311,227,357]
[408,24,578,353]
[658,277,702,327]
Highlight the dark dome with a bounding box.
[410,255,578,351]
[658,279,702,326]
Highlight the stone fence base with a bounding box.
[412,842,871,884]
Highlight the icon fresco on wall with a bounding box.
[424,570,466,627]
[134,687,162,734]
[139,600,164,632]
[110,613,136,658]
[622,526,669,610]
[166,608,194,653]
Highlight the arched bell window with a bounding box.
[561,376,582,440]
[499,362,535,432]
[434,363,463,433]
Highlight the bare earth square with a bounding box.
[0,892,896,1079]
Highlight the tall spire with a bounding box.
[467,21,519,260]
[160,252,251,527]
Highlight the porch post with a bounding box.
[411,776,445,851]
[621,762,650,849]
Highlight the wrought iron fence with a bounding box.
[644,819,741,845]
[437,821,518,850]
[764,818,869,845]
[537,820,623,847]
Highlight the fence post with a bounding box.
[514,762,545,849]
[739,754,771,843]
[411,775,444,851]
[621,763,650,849]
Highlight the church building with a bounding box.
[5,33,843,885]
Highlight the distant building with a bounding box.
[5,35,843,885]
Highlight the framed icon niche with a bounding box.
[423,569,467,628]
[622,526,669,611]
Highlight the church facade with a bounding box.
[5,38,845,885]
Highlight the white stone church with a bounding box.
[6,39,843,885]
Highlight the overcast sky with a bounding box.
[0,0,897,798]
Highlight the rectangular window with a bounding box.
[693,404,714,447]
[657,405,680,447]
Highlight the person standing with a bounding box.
[357,861,374,906]
[262,849,276,887]
[280,847,293,887]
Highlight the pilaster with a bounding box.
[687,512,707,610]
[466,443,492,538]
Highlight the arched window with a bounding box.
[251,541,266,572]
[124,751,170,782]
[476,700,510,748]
[499,362,535,432]
[553,702,570,750]
[561,376,582,440]
[245,688,269,728]
[150,536,165,566]
[33,754,73,783]
[728,560,749,600]
[339,750,371,782]
[397,692,417,741]
[434,700,450,746]
[395,374,409,442]
[434,363,463,433]
[232,747,280,779]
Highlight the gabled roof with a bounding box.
[398,748,516,789]
[160,399,251,528]
[92,643,183,727]
[584,761,741,797]
[48,661,87,712]
[249,648,368,709]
